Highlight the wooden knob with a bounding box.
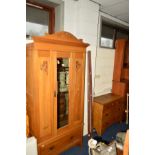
[41,144,45,148]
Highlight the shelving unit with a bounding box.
[112,39,129,96]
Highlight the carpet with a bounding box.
[102,122,129,143]
[61,122,128,155]
[60,135,89,155]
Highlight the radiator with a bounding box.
[26,137,38,155]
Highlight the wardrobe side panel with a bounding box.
[72,52,85,123]
[37,50,53,140]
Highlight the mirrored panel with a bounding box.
[57,58,69,128]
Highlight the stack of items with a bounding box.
[116,132,126,150]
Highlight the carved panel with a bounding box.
[38,57,52,138]
[73,53,84,122]
[40,61,48,74]
[75,60,81,71]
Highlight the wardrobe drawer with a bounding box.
[39,131,81,155]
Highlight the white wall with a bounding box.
[63,0,99,135]
[94,11,116,97]
[55,1,64,32]
[94,47,115,97]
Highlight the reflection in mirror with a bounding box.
[57,58,69,128]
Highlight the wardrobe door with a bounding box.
[72,52,85,123]
[37,50,54,139]
[53,51,73,133]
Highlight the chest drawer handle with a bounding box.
[105,113,109,116]
[105,122,109,125]
[49,146,54,151]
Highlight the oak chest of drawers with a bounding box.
[92,93,126,135]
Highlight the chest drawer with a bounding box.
[93,93,126,135]
[103,101,115,110]
[102,100,123,117]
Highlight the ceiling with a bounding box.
[28,0,129,24]
[92,0,129,23]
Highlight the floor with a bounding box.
[60,122,128,155]
[60,135,89,155]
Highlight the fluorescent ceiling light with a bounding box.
[26,3,43,9]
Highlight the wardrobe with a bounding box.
[26,31,89,155]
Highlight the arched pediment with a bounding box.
[32,31,89,47]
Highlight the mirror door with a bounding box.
[57,57,69,128]
[53,52,72,132]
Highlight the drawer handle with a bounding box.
[41,144,45,148]
[105,122,109,125]
[49,146,54,151]
[70,136,74,140]
[40,144,45,150]
[105,113,109,116]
